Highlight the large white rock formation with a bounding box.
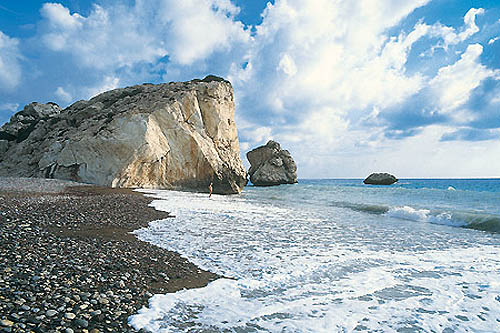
[0,76,247,194]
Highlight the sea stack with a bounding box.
[363,173,398,185]
[247,140,297,186]
[0,76,247,194]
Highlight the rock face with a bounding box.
[0,76,247,194]
[363,173,398,185]
[247,140,297,186]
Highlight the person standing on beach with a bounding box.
[208,182,213,198]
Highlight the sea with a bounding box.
[128,179,500,332]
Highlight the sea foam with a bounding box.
[130,187,500,332]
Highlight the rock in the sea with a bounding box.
[0,76,247,194]
[363,173,398,185]
[247,140,297,186]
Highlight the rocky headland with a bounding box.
[247,140,297,186]
[0,76,246,194]
[363,173,398,185]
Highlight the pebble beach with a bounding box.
[0,177,219,332]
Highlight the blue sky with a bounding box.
[1,0,499,178]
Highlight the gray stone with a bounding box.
[74,319,88,328]
[7,313,19,321]
[0,140,8,154]
[90,310,101,317]
[64,313,76,320]
[98,298,109,305]
[363,173,398,185]
[247,140,298,186]
[46,309,57,317]
[0,76,247,194]
[0,320,13,327]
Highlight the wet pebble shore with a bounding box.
[0,178,219,332]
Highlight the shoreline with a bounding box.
[0,178,220,332]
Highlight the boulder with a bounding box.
[363,173,398,185]
[247,140,297,186]
[0,76,247,194]
[0,102,61,142]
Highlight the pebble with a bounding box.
[75,319,89,328]
[7,313,19,321]
[46,309,57,317]
[0,179,218,332]
[90,310,102,317]
[99,298,109,305]
[64,312,76,320]
[0,320,13,327]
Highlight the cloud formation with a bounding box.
[0,31,22,91]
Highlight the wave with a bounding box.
[331,201,500,233]
[330,201,390,215]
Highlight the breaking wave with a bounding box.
[331,201,500,233]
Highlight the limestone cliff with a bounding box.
[0,76,247,194]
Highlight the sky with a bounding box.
[1,0,499,178]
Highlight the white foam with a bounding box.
[385,205,467,227]
[130,189,500,332]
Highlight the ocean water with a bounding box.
[129,179,500,332]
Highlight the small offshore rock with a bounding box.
[363,172,398,185]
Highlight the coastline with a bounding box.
[0,177,219,332]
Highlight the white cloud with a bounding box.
[0,102,19,113]
[426,8,484,50]
[153,0,250,65]
[488,37,499,45]
[278,54,297,76]
[232,0,432,153]
[41,2,83,30]
[55,86,73,104]
[460,8,484,40]
[86,76,120,99]
[40,3,167,69]
[39,1,250,69]
[429,44,500,117]
[0,31,22,91]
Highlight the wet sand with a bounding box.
[0,178,219,332]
